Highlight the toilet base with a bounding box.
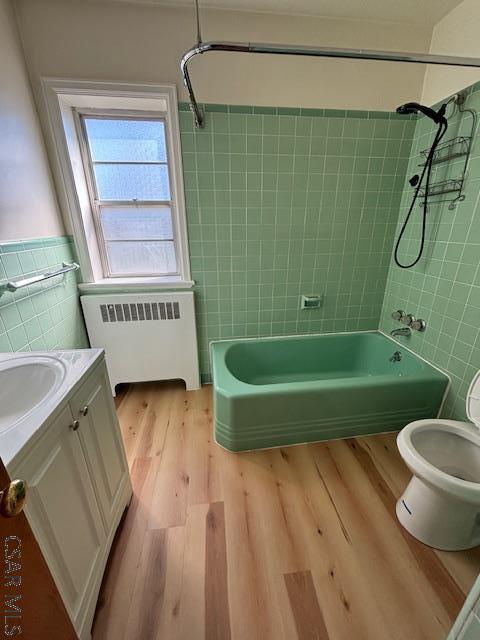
[397,476,480,550]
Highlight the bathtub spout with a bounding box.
[390,327,412,337]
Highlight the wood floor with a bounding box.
[92,381,480,640]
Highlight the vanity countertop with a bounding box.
[0,349,104,471]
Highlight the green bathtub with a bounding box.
[210,331,449,452]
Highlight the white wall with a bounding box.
[14,0,432,111]
[422,0,480,105]
[0,0,63,242]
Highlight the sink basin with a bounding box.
[0,355,66,434]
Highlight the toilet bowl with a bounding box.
[396,370,480,550]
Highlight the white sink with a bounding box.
[0,355,66,434]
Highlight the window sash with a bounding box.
[98,204,175,242]
[97,205,180,278]
[103,239,177,277]
[76,109,180,278]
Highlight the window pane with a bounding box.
[100,206,173,241]
[105,241,177,275]
[83,118,167,162]
[93,163,170,200]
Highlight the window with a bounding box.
[78,113,179,278]
[41,80,191,288]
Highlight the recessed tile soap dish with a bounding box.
[300,295,323,309]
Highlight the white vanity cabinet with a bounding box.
[15,405,106,634]
[11,356,131,640]
[71,364,128,532]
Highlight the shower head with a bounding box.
[396,102,447,124]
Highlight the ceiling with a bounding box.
[79,0,465,27]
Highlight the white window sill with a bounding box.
[78,277,195,293]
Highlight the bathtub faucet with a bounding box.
[390,327,412,337]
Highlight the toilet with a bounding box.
[396,370,480,550]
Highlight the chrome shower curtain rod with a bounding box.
[180,41,480,128]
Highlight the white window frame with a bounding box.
[41,79,193,289]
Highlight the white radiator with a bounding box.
[80,292,200,393]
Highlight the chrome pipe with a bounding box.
[180,40,480,128]
[181,42,250,128]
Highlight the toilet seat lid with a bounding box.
[466,370,480,428]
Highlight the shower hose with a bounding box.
[393,117,448,269]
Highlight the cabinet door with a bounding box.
[17,405,106,628]
[0,455,78,640]
[71,362,129,531]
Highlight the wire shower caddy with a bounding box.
[417,99,477,209]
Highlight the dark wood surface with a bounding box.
[0,457,77,639]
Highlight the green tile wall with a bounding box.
[179,104,415,379]
[380,82,480,419]
[0,236,88,352]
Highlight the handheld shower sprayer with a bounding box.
[393,101,449,269]
[396,102,447,125]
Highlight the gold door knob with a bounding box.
[0,479,28,518]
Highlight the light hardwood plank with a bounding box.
[134,384,172,460]
[222,451,289,640]
[275,444,391,640]
[92,456,156,640]
[148,386,190,529]
[346,438,465,618]
[125,528,167,640]
[205,502,232,640]
[186,388,224,506]
[116,383,151,466]
[154,525,186,640]
[177,502,209,640]
[319,439,458,637]
[284,570,329,640]
[93,382,479,640]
